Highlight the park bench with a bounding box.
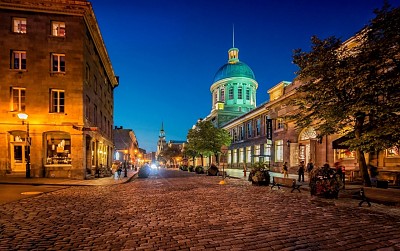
[359,187,400,207]
[271,176,301,193]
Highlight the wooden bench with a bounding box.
[271,177,301,193]
[359,187,400,207]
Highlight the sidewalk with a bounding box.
[0,170,138,186]
[224,168,363,193]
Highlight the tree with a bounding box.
[186,120,231,166]
[292,4,400,186]
[159,144,182,167]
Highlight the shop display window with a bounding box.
[45,132,71,165]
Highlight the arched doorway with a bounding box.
[298,127,318,166]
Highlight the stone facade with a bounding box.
[0,0,118,179]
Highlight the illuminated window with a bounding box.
[13,17,26,33]
[233,149,237,164]
[238,86,243,99]
[335,149,355,160]
[246,146,251,163]
[45,132,71,165]
[254,145,260,163]
[12,51,26,70]
[228,87,234,99]
[11,87,26,112]
[387,146,399,157]
[228,151,231,164]
[50,89,65,113]
[52,21,65,37]
[51,53,65,72]
[264,144,271,161]
[239,148,244,163]
[275,140,283,162]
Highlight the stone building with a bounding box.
[0,0,118,179]
[113,126,139,168]
[223,79,400,185]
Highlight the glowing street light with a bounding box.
[17,112,30,178]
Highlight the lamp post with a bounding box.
[17,113,30,178]
[124,149,128,177]
[134,149,138,171]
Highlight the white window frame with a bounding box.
[13,17,26,33]
[246,88,250,100]
[228,87,234,100]
[52,21,66,37]
[238,86,243,99]
[12,51,27,70]
[50,89,65,113]
[11,87,26,112]
[52,53,65,73]
[220,88,225,102]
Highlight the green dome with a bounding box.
[213,61,255,83]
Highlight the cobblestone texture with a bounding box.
[1,169,400,251]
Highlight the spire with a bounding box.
[232,23,235,48]
[159,122,165,139]
[228,24,239,64]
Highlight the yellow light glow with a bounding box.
[17,113,28,120]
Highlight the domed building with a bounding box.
[206,45,258,128]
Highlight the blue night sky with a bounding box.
[92,0,399,152]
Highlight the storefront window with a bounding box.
[387,146,399,157]
[335,149,355,160]
[275,140,283,162]
[45,132,71,165]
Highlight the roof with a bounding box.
[213,61,255,83]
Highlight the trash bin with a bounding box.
[376,180,389,189]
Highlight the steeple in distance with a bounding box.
[228,24,239,64]
[159,122,165,139]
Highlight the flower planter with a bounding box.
[310,165,342,199]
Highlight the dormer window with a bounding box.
[52,21,66,37]
[13,18,26,33]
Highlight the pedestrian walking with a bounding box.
[117,165,122,179]
[298,161,305,182]
[307,159,314,173]
[282,162,289,178]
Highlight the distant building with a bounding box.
[155,123,186,167]
[0,0,118,179]
[113,126,139,166]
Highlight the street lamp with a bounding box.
[17,112,30,178]
[124,149,128,177]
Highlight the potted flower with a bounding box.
[309,164,342,198]
[248,162,270,186]
[195,166,204,174]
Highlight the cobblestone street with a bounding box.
[1,169,400,251]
